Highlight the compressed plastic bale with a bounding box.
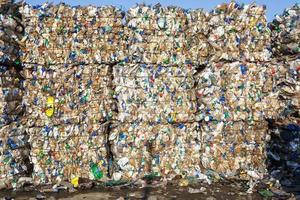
[276,59,300,115]
[150,122,202,178]
[0,123,31,188]
[19,3,126,65]
[207,2,272,62]
[109,122,202,181]
[113,63,197,123]
[27,123,109,185]
[109,122,152,181]
[0,2,23,65]
[186,9,210,65]
[21,64,116,127]
[196,62,285,123]
[200,121,269,180]
[124,4,196,65]
[269,4,300,56]
[0,65,24,126]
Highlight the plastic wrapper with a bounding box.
[21,64,116,127]
[19,3,126,65]
[113,63,197,123]
[27,123,109,185]
[269,4,300,56]
[208,2,272,62]
[109,122,201,181]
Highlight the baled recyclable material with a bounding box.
[22,63,115,184]
[21,64,116,127]
[109,122,202,181]
[267,58,299,186]
[267,122,300,186]
[0,2,23,65]
[270,4,300,56]
[113,63,197,123]
[0,122,30,188]
[186,9,210,65]
[200,120,269,180]
[196,62,284,123]
[208,2,272,62]
[0,0,298,189]
[110,60,201,181]
[0,1,30,189]
[124,4,212,65]
[276,58,300,115]
[19,3,126,65]
[124,4,189,65]
[195,61,289,180]
[27,123,109,185]
[150,122,201,178]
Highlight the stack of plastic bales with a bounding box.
[195,2,280,180]
[207,2,272,62]
[0,2,31,189]
[267,4,300,187]
[19,3,126,65]
[197,62,286,180]
[110,4,202,182]
[19,3,119,185]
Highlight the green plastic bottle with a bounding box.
[91,163,103,180]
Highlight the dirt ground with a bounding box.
[0,183,271,200]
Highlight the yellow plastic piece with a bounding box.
[71,177,79,188]
[45,96,55,117]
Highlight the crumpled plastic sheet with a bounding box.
[21,64,116,127]
[27,123,109,185]
[124,4,210,65]
[19,3,126,65]
[207,2,272,62]
[113,63,197,123]
[269,4,300,56]
[109,122,201,181]
[196,62,285,123]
